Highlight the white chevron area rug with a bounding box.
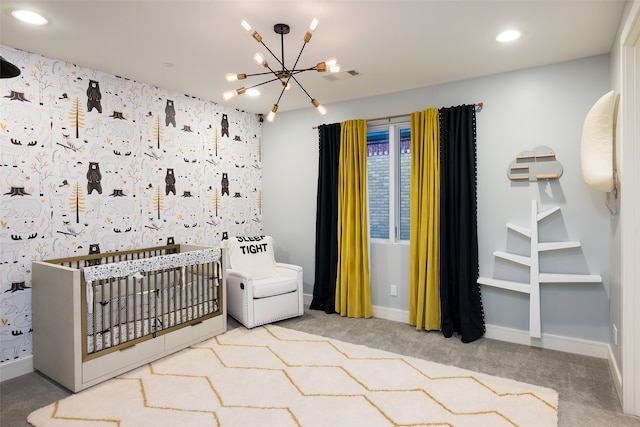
[28,325,558,427]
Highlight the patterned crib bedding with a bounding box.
[88,301,218,354]
[83,248,221,355]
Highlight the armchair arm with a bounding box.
[226,268,254,281]
[275,263,303,277]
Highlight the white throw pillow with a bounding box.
[226,236,277,280]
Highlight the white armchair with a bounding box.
[225,236,304,328]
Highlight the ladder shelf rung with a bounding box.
[538,241,581,251]
[494,250,531,267]
[537,206,560,222]
[539,273,602,283]
[478,277,530,294]
[506,223,531,237]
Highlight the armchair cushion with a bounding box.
[252,276,299,298]
[227,236,277,280]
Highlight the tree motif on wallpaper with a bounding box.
[125,86,143,121]
[257,137,262,162]
[30,60,54,106]
[29,152,54,197]
[153,186,164,220]
[68,97,85,139]
[69,182,85,223]
[212,128,220,157]
[212,187,220,217]
[153,115,164,149]
[34,241,52,261]
[257,190,262,214]
[125,160,143,186]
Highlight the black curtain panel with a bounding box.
[310,123,341,313]
[439,105,485,343]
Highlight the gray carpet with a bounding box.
[2,308,639,427]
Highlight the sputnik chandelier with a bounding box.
[223,18,340,122]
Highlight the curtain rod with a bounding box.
[312,102,483,129]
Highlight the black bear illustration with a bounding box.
[87,80,102,113]
[165,168,176,195]
[165,100,176,127]
[221,114,229,137]
[87,162,103,194]
[221,172,229,196]
[86,243,102,266]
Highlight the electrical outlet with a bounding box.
[390,285,397,297]
[613,324,618,345]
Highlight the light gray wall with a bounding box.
[262,54,612,342]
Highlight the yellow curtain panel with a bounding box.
[335,119,373,318]
[409,108,441,330]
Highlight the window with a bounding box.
[366,123,411,241]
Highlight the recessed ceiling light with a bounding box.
[246,88,260,97]
[496,30,521,43]
[11,10,48,25]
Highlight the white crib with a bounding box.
[32,244,226,392]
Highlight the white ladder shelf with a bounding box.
[478,200,601,338]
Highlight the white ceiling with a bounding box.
[0,1,626,116]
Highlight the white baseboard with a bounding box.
[483,324,608,359]
[607,344,623,402]
[371,305,408,323]
[304,294,609,359]
[0,355,33,382]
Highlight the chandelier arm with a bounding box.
[276,41,311,101]
[245,76,287,90]
[274,79,289,106]
[289,67,318,73]
[259,40,286,70]
[243,71,282,77]
[288,74,314,101]
[290,41,308,73]
[280,30,285,69]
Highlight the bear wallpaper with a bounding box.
[0,45,263,364]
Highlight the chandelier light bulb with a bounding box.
[253,52,268,67]
[311,99,327,116]
[304,18,319,43]
[225,73,246,82]
[329,64,341,73]
[267,104,278,122]
[222,87,246,101]
[222,90,237,101]
[308,18,319,32]
[317,104,328,115]
[325,57,337,67]
[241,20,252,32]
